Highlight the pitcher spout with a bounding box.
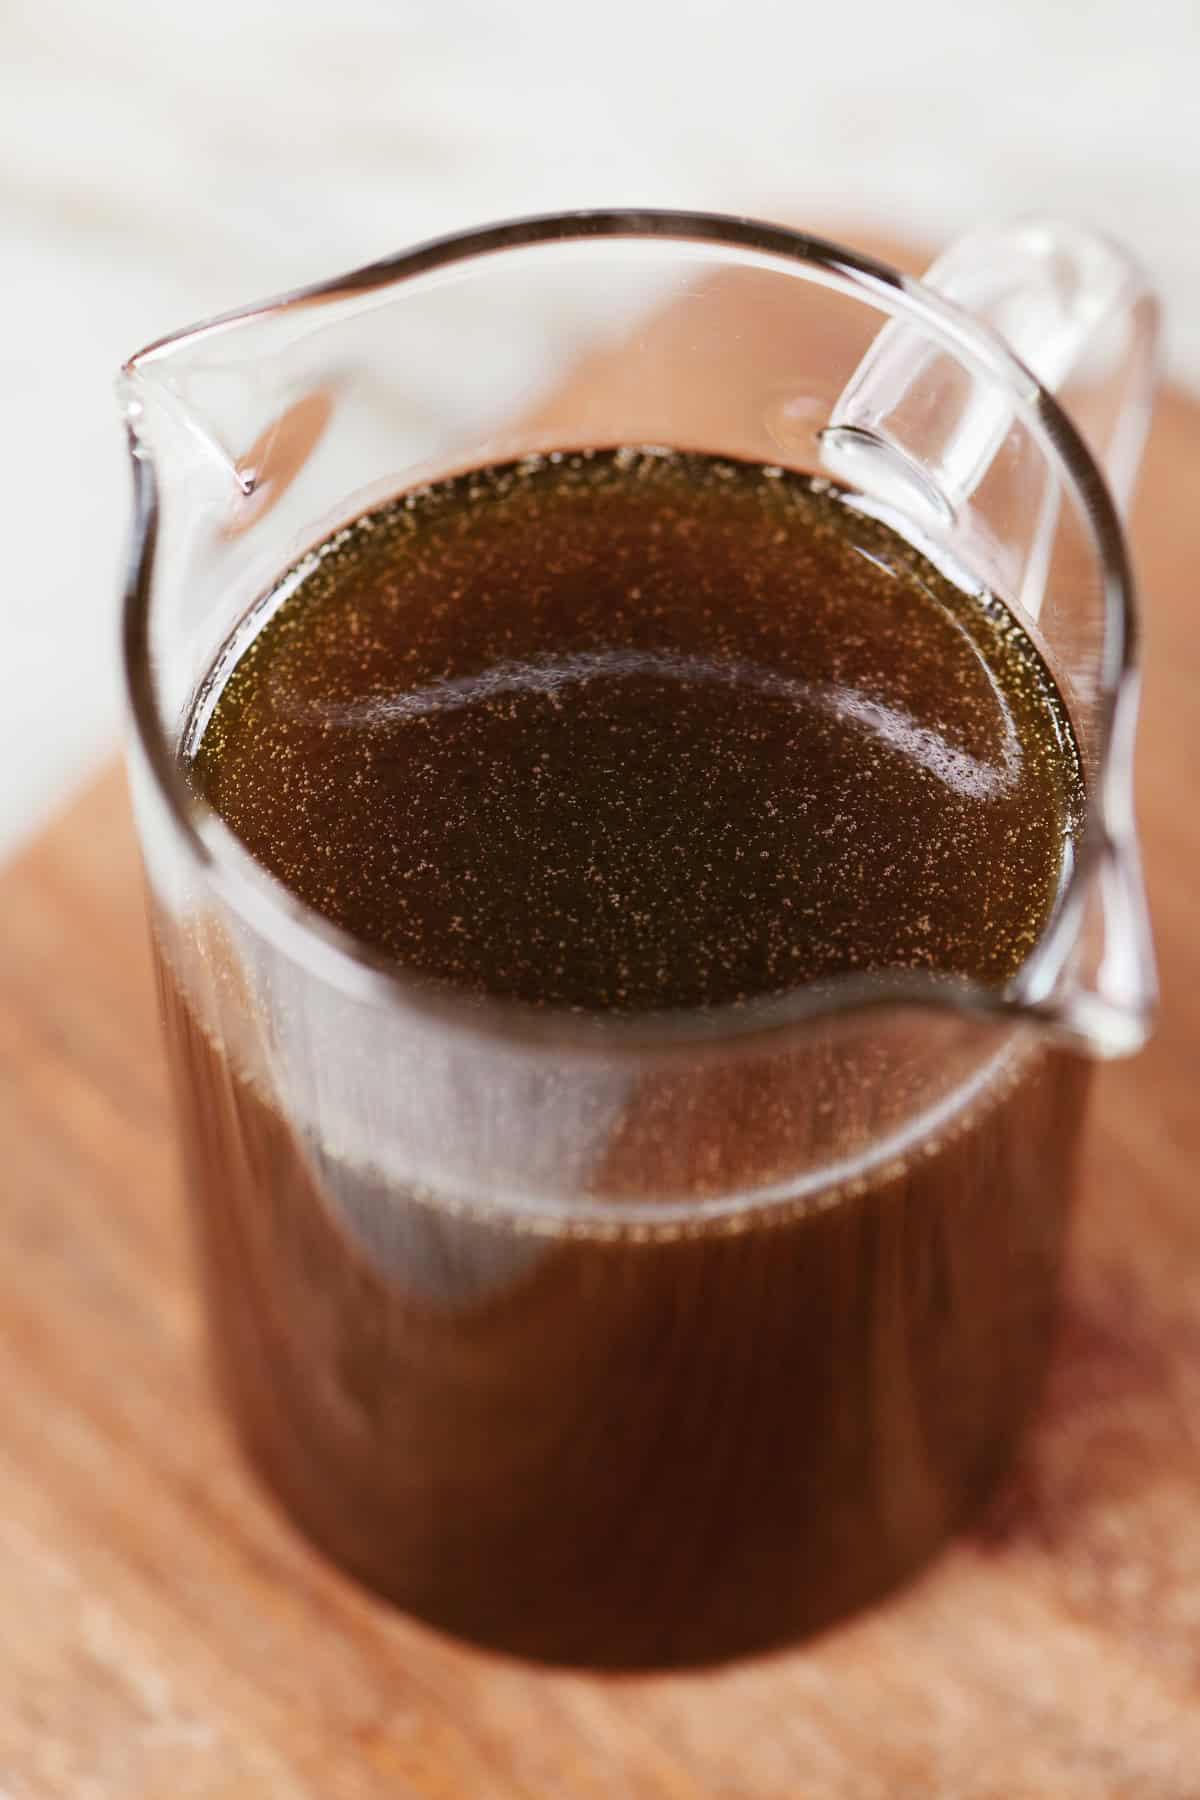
[119,360,258,498]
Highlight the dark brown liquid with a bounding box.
[190,450,1080,1007]
[161,450,1089,1667]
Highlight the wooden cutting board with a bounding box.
[2,236,1199,1798]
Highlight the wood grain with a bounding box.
[2,235,1199,1796]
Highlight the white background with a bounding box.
[4,0,1198,858]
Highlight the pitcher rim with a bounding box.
[120,206,1139,1060]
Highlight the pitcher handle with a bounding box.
[827,218,1160,1060]
[824,217,1160,520]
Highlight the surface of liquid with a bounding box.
[189,449,1082,1010]
[162,449,1089,1667]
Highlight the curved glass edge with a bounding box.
[120,207,1150,1061]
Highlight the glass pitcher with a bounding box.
[120,211,1157,1670]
